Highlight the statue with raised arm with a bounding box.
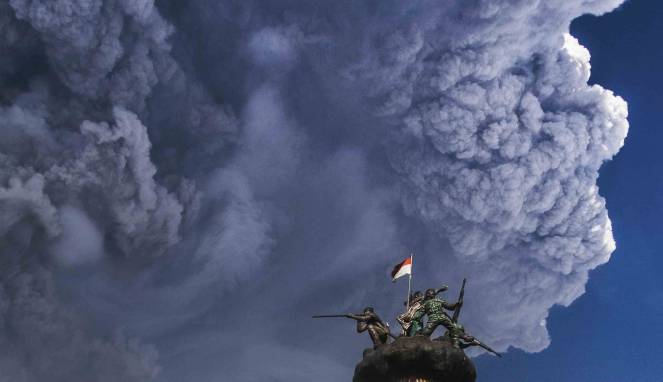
[420,286,461,337]
[313,307,392,348]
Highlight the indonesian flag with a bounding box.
[391,256,412,281]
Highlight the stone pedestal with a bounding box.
[353,336,476,382]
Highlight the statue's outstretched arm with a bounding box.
[442,300,461,311]
[435,285,449,294]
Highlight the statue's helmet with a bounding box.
[364,307,374,313]
[425,288,436,298]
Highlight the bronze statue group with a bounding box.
[313,279,501,357]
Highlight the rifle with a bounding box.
[467,338,502,358]
[452,278,466,322]
[313,314,398,339]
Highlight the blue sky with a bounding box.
[477,1,663,380]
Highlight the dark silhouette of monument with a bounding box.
[353,336,476,382]
[313,278,498,381]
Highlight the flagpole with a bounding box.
[406,254,413,311]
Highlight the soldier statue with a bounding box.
[422,280,502,357]
[313,276,502,357]
[313,307,393,348]
[396,291,425,336]
[420,286,461,337]
[441,322,501,356]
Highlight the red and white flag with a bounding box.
[391,256,412,281]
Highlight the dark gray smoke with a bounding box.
[0,0,628,381]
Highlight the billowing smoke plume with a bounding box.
[0,0,627,381]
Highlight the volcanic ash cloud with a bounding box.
[0,0,628,380]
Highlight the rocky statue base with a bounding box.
[353,336,476,382]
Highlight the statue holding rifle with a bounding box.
[397,285,449,337]
[423,279,502,357]
[313,307,393,348]
[312,253,503,372]
[420,284,461,337]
